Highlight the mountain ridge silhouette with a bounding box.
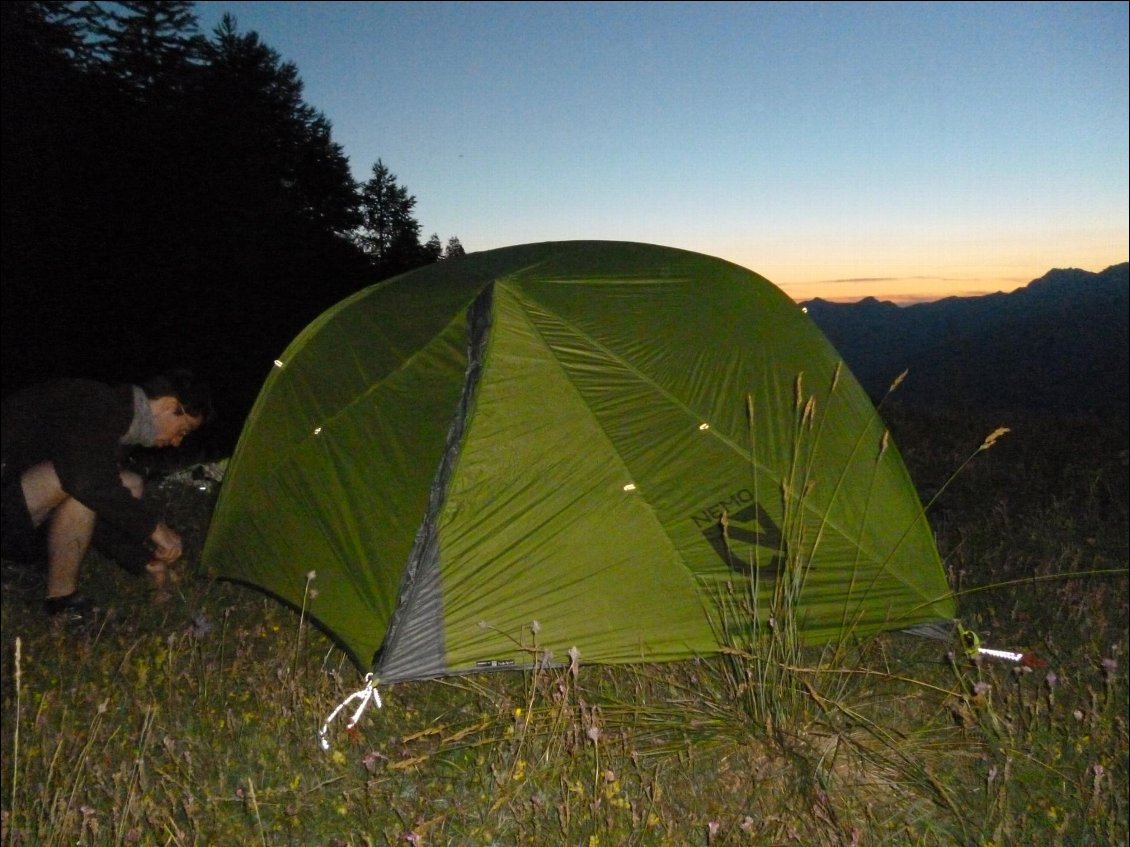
[802,263,1129,417]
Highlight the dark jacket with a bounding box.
[1,378,159,544]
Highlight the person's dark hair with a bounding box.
[142,370,215,423]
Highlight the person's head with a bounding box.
[141,370,214,448]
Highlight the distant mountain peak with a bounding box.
[1023,263,1128,296]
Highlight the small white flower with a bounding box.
[530,620,541,635]
[568,646,581,679]
[188,614,213,639]
[306,570,317,582]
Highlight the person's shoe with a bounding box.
[44,592,93,621]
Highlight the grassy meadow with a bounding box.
[2,405,1127,846]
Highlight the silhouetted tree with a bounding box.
[357,159,424,275]
[193,15,360,239]
[2,3,462,447]
[355,161,467,277]
[444,236,466,260]
[83,0,203,99]
[422,233,444,263]
[1,1,114,385]
[2,4,364,440]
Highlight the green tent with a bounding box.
[202,241,954,680]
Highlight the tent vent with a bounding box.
[373,285,495,679]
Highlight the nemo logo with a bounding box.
[693,490,784,577]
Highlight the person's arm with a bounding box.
[51,392,161,544]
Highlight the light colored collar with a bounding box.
[120,385,158,447]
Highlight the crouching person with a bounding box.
[0,370,213,618]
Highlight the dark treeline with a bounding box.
[1,1,464,450]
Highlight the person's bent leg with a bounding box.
[20,462,97,601]
[19,461,70,527]
[45,496,96,598]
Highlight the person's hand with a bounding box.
[148,524,184,604]
[146,558,172,602]
[150,522,183,564]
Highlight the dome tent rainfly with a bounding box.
[202,241,955,681]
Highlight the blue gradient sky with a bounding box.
[194,1,1128,303]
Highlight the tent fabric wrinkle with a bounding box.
[203,240,955,681]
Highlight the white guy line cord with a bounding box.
[319,673,382,751]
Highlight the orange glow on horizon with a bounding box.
[753,255,1127,305]
[717,230,1127,305]
[778,277,1032,305]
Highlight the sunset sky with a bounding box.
[195,1,1129,303]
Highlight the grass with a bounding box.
[2,404,1127,846]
